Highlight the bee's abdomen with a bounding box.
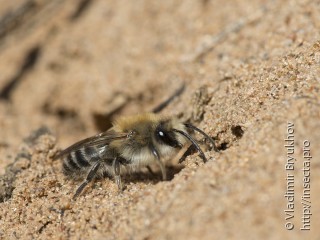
[62,147,100,174]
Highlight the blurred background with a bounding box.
[0,0,270,171]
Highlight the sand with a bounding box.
[0,0,319,239]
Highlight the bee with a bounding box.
[55,87,216,199]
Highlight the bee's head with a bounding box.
[154,119,186,148]
[154,119,216,162]
[113,113,215,163]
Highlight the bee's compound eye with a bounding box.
[155,122,181,148]
[157,129,168,140]
[156,128,181,148]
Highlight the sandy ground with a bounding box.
[0,0,319,239]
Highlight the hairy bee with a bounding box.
[55,87,216,199]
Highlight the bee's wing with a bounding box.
[54,131,128,159]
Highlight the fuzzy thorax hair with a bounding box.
[110,113,187,164]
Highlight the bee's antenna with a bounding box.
[152,83,185,113]
[184,123,217,151]
[173,129,207,162]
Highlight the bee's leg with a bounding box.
[73,161,101,200]
[173,129,208,162]
[156,158,167,181]
[150,145,167,181]
[178,144,197,163]
[112,158,123,191]
[146,165,156,176]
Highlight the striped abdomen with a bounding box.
[62,146,104,175]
